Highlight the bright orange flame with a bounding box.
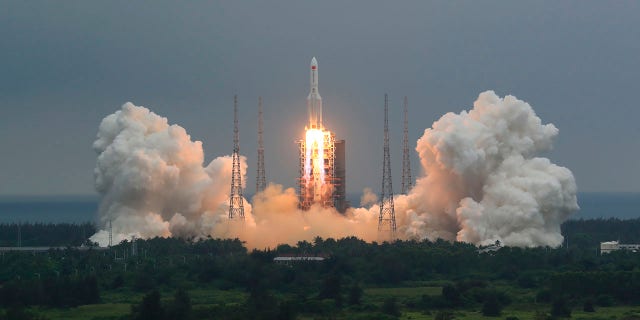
[304,128,326,183]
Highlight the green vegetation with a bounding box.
[0,219,638,319]
[0,223,96,247]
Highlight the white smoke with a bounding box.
[91,91,577,248]
[403,91,578,247]
[360,187,378,207]
[90,102,252,246]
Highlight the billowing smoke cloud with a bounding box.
[360,187,378,207]
[403,91,578,247]
[90,102,252,245]
[91,91,577,248]
[243,184,380,247]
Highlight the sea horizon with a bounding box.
[0,192,638,224]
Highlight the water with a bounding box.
[573,192,640,220]
[0,193,637,224]
[0,195,98,223]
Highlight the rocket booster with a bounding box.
[307,57,322,129]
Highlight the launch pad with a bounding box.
[297,58,347,213]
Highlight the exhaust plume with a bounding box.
[90,102,377,248]
[91,91,577,249]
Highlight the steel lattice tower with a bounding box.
[256,97,266,194]
[401,96,413,194]
[17,223,21,247]
[229,95,245,221]
[378,94,396,240]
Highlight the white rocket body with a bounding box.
[307,57,322,129]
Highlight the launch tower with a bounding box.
[298,57,347,212]
[256,97,266,194]
[378,94,396,240]
[401,96,413,194]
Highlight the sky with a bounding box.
[1,1,639,196]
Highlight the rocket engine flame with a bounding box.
[304,128,326,182]
[301,127,335,207]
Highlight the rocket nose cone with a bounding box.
[311,57,318,66]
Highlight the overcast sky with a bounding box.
[1,1,639,196]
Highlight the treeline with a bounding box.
[0,222,96,247]
[0,218,638,249]
[549,271,640,304]
[562,218,640,249]
[129,289,193,320]
[0,275,99,308]
[0,218,639,319]
[4,236,640,318]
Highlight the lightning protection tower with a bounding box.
[108,219,113,247]
[401,96,413,194]
[256,97,266,194]
[131,236,137,256]
[379,94,397,240]
[229,95,245,221]
[17,222,21,247]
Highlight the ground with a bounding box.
[17,285,640,320]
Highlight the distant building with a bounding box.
[600,241,640,254]
[273,254,327,265]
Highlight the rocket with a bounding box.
[307,57,322,129]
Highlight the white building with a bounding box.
[273,255,326,265]
[600,241,640,254]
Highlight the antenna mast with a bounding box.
[17,223,22,247]
[378,94,397,240]
[401,96,413,194]
[256,97,266,194]
[229,95,245,221]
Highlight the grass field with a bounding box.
[397,307,640,320]
[8,286,640,320]
[24,287,247,320]
[365,286,443,298]
[28,304,640,320]
[34,304,130,320]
